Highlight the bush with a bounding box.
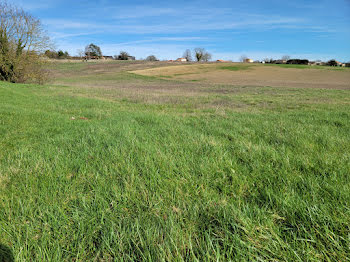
[146,55,158,61]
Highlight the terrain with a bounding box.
[132,62,350,89]
[0,61,350,261]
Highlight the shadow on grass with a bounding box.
[0,244,14,262]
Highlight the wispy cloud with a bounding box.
[43,19,97,30]
[44,15,309,34]
[110,37,206,46]
[42,2,341,36]
[10,0,54,10]
[113,7,177,19]
[50,32,98,40]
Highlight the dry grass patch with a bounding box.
[130,63,227,78]
[132,63,350,89]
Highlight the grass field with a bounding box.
[1,61,350,261]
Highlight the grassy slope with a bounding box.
[1,68,350,261]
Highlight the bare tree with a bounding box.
[282,55,290,61]
[203,52,212,62]
[194,48,212,62]
[77,49,84,58]
[239,55,248,62]
[183,49,192,62]
[0,1,50,83]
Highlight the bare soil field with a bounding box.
[132,63,350,89]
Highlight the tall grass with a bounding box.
[0,81,349,261]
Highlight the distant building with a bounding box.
[176,58,187,62]
[327,60,344,67]
[86,56,101,60]
[217,59,228,62]
[309,61,323,66]
[335,60,344,67]
[102,56,113,60]
[243,58,253,63]
[127,56,136,61]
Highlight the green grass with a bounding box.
[47,61,88,72]
[264,63,348,70]
[54,71,161,84]
[1,76,350,261]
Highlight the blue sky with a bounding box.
[11,0,350,61]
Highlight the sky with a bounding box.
[10,0,350,61]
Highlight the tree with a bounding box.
[145,55,158,61]
[0,1,50,83]
[183,49,192,62]
[85,43,102,58]
[57,50,67,59]
[194,48,212,62]
[116,51,129,60]
[202,52,212,62]
[327,59,338,66]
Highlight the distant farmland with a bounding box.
[131,62,350,89]
[1,61,350,261]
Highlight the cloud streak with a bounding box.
[10,0,55,10]
[44,15,313,35]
